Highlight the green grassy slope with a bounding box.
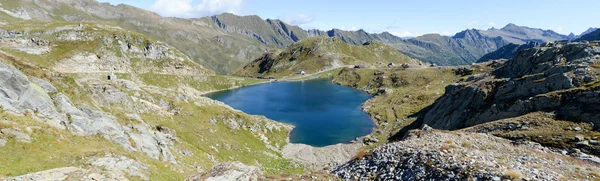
[0,21,304,179]
[235,37,421,78]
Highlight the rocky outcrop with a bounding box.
[0,34,51,55]
[30,77,57,93]
[477,42,540,63]
[0,60,66,128]
[332,127,600,180]
[421,42,600,130]
[0,128,32,143]
[5,155,150,181]
[461,112,600,159]
[55,94,132,148]
[0,60,178,163]
[88,155,151,180]
[55,93,177,163]
[187,162,262,181]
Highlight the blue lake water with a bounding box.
[206,79,374,147]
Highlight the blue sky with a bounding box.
[98,0,599,37]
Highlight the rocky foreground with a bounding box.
[332,126,600,180]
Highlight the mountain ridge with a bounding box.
[476,41,541,63]
[0,0,574,73]
[577,28,600,41]
[235,36,421,78]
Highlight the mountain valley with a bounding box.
[0,0,600,180]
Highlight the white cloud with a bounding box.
[390,31,452,38]
[488,22,496,26]
[340,26,359,31]
[390,31,418,37]
[467,21,478,28]
[149,0,244,18]
[432,31,453,36]
[279,14,314,25]
[549,26,566,34]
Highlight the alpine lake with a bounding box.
[207,79,374,147]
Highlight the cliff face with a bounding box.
[421,42,600,130]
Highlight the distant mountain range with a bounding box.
[476,28,600,63]
[0,0,594,73]
[578,28,599,38]
[577,28,600,41]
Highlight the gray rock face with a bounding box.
[55,93,177,163]
[0,61,65,128]
[127,124,177,163]
[89,155,151,180]
[0,61,36,111]
[0,59,179,164]
[5,155,150,181]
[4,167,100,181]
[55,93,134,150]
[422,42,600,130]
[30,77,57,93]
[0,128,32,143]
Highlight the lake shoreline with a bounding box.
[206,78,375,146]
[202,73,379,169]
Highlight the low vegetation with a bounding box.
[331,64,491,147]
[463,112,600,154]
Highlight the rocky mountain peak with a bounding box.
[500,23,532,34]
[502,23,518,28]
[568,32,577,40]
[580,27,599,37]
[577,28,600,41]
[452,29,482,39]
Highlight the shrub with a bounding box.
[352,148,367,161]
[66,113,72,124]
[23,110,32,117]
[440,144,451,151]
[461,142,472,148]
[504,169,522,180]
